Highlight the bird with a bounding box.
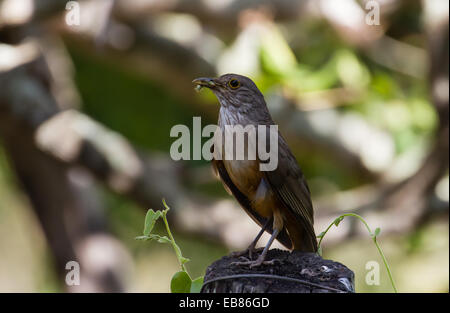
[192,74,317,267]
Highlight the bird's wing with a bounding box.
[211,157,293,249]
[262,134,317,251]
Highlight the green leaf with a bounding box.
[143,209,161,236]
[336,49,370,89]
[156,236,171,244]
[180,256,190,264]
[317,231,326,238]
[374,227,381,236]
[260,25,298,75]
[135,235,150,241]
[142,234,171,244]
[190,276,204,293]
[372,227,381,238]
[171,271,192,293]
[334,216,344,227]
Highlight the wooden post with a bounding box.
[201,249,354,293]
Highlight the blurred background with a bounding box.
[0,0,448,292]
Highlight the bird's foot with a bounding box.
[231,256,282,268]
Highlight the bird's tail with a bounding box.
[286,218,318,252]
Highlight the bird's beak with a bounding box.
[192,77,217,89]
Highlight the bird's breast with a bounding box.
[224,158,261,193]
[214,123,261,195]
[215,138,276,218]
[215,115,277,217]
[224,159,276,218]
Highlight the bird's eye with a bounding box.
[228,79,240,89]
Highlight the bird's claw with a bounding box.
[248,247,264,259]
[230,256,251,265]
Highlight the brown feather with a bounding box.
[196,73,317,253]
[212,158,293,249]
[263,135,317,252]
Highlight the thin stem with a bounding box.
[373,237,397,293]
[162,200,191,278]
[318,213,398,293]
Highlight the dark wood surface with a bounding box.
[201,249,354,293]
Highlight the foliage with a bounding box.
[317,213,398,292]
[136,200,204,293]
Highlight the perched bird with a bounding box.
[193,74,317,267]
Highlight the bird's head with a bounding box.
[192,74,267,114]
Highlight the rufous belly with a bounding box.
[223,158,276,218]
[214,126,277,218]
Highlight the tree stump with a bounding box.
[201,249,355,293]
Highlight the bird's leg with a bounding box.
[232,211,283,268]
[250,227,280,267]
[230,218,272,259]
